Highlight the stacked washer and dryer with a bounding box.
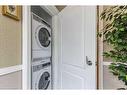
[31,8,52,90]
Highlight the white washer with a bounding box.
[32,58,52,90]
[32,13,51,58]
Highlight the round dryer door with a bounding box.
[37,71,50,89]
[37,27,51,48]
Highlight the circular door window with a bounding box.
[38,72,50,89]
[38,28,50,48]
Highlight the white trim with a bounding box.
[103,62,112,65]
[103,62,127,65]
[22,6,31,90]
[52,15,59,89]
[41,6,59,16]
[0,65,22,76]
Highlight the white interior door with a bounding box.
[57,6,96,89]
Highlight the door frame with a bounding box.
[22,5,98,89]
[22,6,31,89]
[22,5,59,89]
[97,6,104,89]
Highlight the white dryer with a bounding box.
[32,58,52,89]
[32,13,51,58]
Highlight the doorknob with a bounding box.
[86,56,92,66]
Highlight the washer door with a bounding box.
[36,27,51,48]
[37,71,50,89]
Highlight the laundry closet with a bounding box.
[31,6,52,89]
[24,6,96,90]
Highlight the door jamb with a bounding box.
[97,6,104,89]
[22,6,31,89]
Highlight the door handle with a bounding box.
[86,56,92,66]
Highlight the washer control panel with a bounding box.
[33,62,51,72]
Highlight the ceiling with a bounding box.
[55,6,66,12]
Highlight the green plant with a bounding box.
[109,63,127,85]
[99,6,127,85]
